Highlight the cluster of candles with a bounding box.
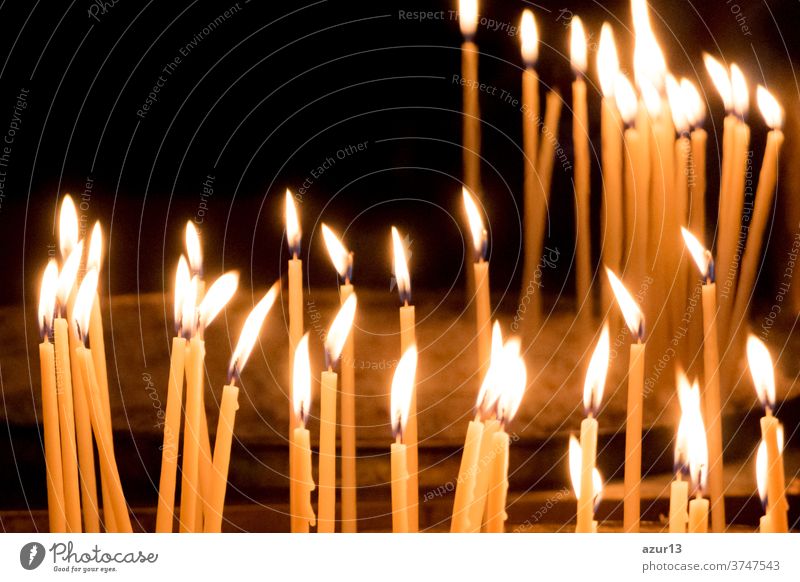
[33,0,791,534]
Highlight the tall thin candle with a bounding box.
[290,334,316,533]
[459,0,480,196]
[390,346,418,533]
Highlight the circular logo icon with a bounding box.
[20,542,46,570]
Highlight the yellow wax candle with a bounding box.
[624,341,645,532]
[155,336,186,533]
[292,425,316,533]
[533,90,564,268]
[689,128,707,233]
[339,282,357,533]
[451,419,483,532]
[317,369,338,533]
[485,430,510,533]
[466,418,498,532]
[40,340,66,533]
[204,383,239,533]
[180,336,205,532]
[197,412,212,531]
[461,39,480,195]
[576,417,598,533]
[399,303,417,531]
[761,414,788,533]
[53,317,81,532]
[391,439,409,533]
[286,189,303,440]
[688,496,709,533]
[760,514,773,533]
[672,135,691,329]
[89,296,111,434]
[600,97,623,314]
[669,478,689,533]
[474,261,490,381]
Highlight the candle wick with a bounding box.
[403,299,409,308]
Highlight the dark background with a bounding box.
[0,0,798,306]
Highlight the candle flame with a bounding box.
[475,321,503,416]
[391,226,411,304]
[681,227,714,282]
[570,16,587,74]
[73,268,99,346]
[390,344,418,440]
[640,78,662,118]
[756,86,783,130]
[324,292,357,366]
[197,271,239,330]
[292,333,312,426]
[185,221,203,277]
[702,54,732,112]
[614,73,638,125]
[56,241,84,309]
[59,195,79,260]
[321,223,352,282]
[674,371,700,476]
[87,221,103,272]
[746,335,775,411]
[183,276,198,339]
[605,267,645,341]
[38,260,59,340]
[632,0,666,91]
[583,324,610,416]
[459,0,478,38]
[730,63,748,118]
[681,78,705,128]
[285,189,301,257]
[228,281,280,384]
[519,9,538,65]
[496,338,526,426]
[174,256,191,337]
[597,23,619,98]
[462,187,487,261]
[685,377,708,495]
[756,439,768,509]
[665,74,689,134]
[568,434,603,509]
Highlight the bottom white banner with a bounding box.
[0,534,797,581]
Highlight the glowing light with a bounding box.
[292,334,312,426]
[583,324,610,416]
[324,293,357,366]
[640,78,662,118]
[614,73,638,126]
[606,267,645,341]
[87,222,103,272]
[703,54,732,112]
[73,268,99,345]
[285,189,301,257]
[519,9,538,65]
[459,0,478,38]
[38,260,59,340]
[463,187,487,261]
[390,345,418,440]
[56,241,84,309]
[197,271,239,330]
[597,23,619,98]
[756,86,783,130]
[747,335,775,411]
[681,227,713,282]
[685,377,708,495]
[228,281,280,383]
[665,74,689,134]
[174,256,191,336]
[321,223,352,281]
[681,78,705,128]
[391,226,411,304]
[59,195,79,259]
[568,434,603,508]
[475,321,503,416]
[185,221,203,277]
[632,0,666,91]
[496,338,526,425]
[730,64,748,118]
[570,16,587,74]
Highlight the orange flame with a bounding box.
[614,73,638,126]
[228,281,280,383]
[681,227,713,282]
[390,345,418,440]
[568,434,603,507]
[462,187,487,261]
[174,256,191,336]
[475,320,503,416]
[73,268,99,345]
[59,195,79,260]
[38,260,59,340]
[570,16,587,74]
[703,54,732,112]
[681,78,705,128]
[747,335,775,411]
[324,292,357,366]
[56,241,84,310]
[606,267,645,341]
[583,324,610,416]
[519,9,538,65]
[459,0,478,38]
[87,222,103,272]
[185,221,202,276]
[321,223,352,281]
[756,86,783,130]
[496,338,526,426]
[391,226,411,304]
[730,64,748,118]
[285,189,301,256]
[197,271,239,330]
[597,23,619,98]
[292,333,312,426]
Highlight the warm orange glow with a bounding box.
[703,54,732,112]
[462,187,486,261]
[568,434,603,504]
[185,221,202,276]
[747,335,776,410]
[322,223,352,281]
[519,9,538,65]
[174,256,191,336]
[597,23,619,98]
[675,371,700,475]
[681,227,713,281]
[197,271,239,330]
[496,338,526,425]
[59,195,79,259]
[756,439,768,507]
[38,260,59,340]
[391,226,411,303]
[633,22,666,90]
[606,267,645,341]
[285,189,301,256]
[182,276,198,339]
[640,79,662,118]
[583,324,610,416]
[56,241,84,309]
[614,73,638,125]
[73,268,99,345]
[390,345,418,439]
[730,64,748,118]
[665,75,689,134]
[325,292,357,365]
[756,86,783,130]
[570,16,587,74]
[459,0,478,38]
[292,334,312,426]
[681,78,705,128]
[685,377,708,494]
[228,281,280,383]
[87,221,103,272]
[475,320,503,415]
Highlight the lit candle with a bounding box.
[746,337,789,533]
[72,269,133,532]
[290,334,317,533]
[682,228,725,531]
[179,271,239,532]
[53,234,82,533]
[703,54,734,243]
[683,377,709,534]
[606,267,646,532]
[321,223,358,532]
[391,225,418,531]
[756,439,772,533]
[670,373,697,533]
[286,189,303,432]
[459,0,480,196]
[731,88,784,336]
[38,260,66,532]
[463,188,491,382]
[87,223,111,454]
[568,435,603,533]
[519,9,542,319]
[318,293,357,532]
[597,24,622,318]
[615,74,649,287]
[389,345,418,533]
[576,325,610,533]
[571,16,592,320]
[205,283,280,533]
[155,257,190,532]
